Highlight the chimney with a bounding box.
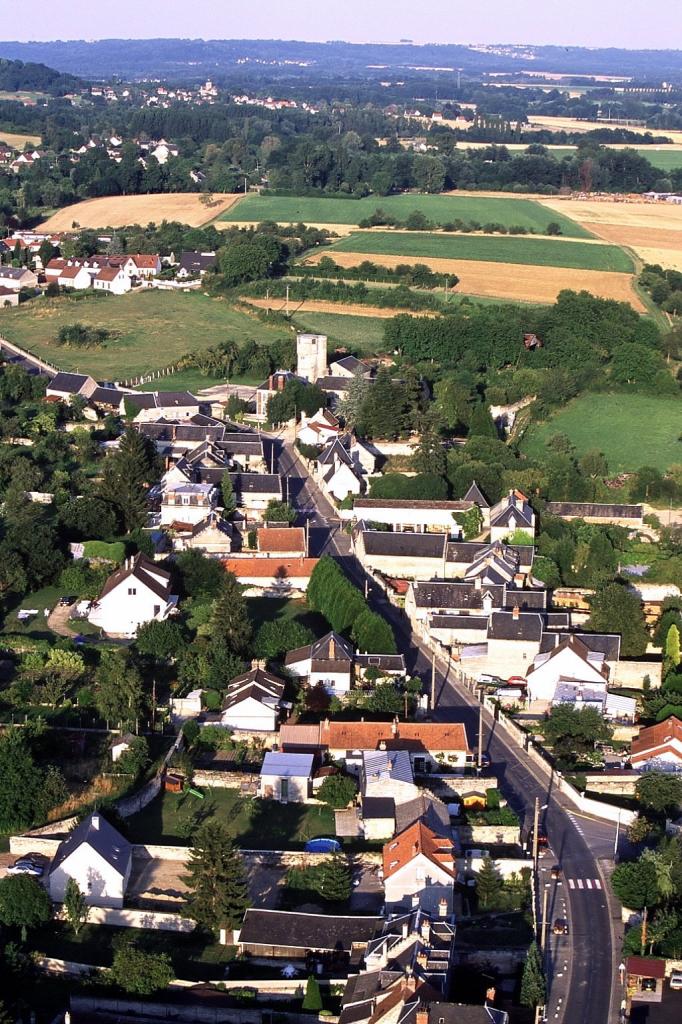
[404,968,416,994]
[402,920,409,939]
[438,898,448,918]
[411,894,420,909]
[514,573,524,588]
[474,576,482,591]
[416,1008,429,1024]
[329,635,336,659]
[416,952,428,969]
[420,919,431,943]
[91,813,100,830]
[392,717,398,736]
[512,605,520,621]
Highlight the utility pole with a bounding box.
[285,283,289,317]
[532,796,540,870]
[614,807,621,860]
[364,577,369,599]
[244,176,248,194]
[305,516,310,556]
[404,690,408,719]
[477,703,484,770]
[431,650,437,712]
[641,905,648,955]
[541,886,549,951]
[270,443,275,474]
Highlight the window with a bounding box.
[127,587,136,596]
[153,605,161,616]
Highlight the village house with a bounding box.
[525,634,611,702]
[57,264,92,290]
[0,286,19,307]
[259,751,315,802]
[280,719,471,773]
[122,254,162,278]
[169,511,235,555]
[176,251,217,277]
[160,482,217,527]
[217,432,267,473]
[224,473,283,514]
[220,664,289,732]
[630,716,682,771]
[236,909,383,960]
[362,749,420,810]
[297,407,341,447]
[127,391,203,422]
[256,526,306,557]
[283,631,406,695]
[0,265,38,290]
[383,819,457,916]
[46,372,98,403]
[488,489,536,543]
[328,354,372,378]
[255,370,300,420]
[88,553,178,637]
[352,498,474,536]
[93,265,132,295]
[315,438,365,502]
[48,813,132,908]
[137,420,227,457]
[222,556,318,595]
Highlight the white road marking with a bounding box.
[569,879,575,889]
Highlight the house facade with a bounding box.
[383,820,457,916]
[48,813,132,908]
[220,665,288,732]
[259,752,314,802]
[88,553,178,637]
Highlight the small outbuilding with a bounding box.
[259,752,315,803]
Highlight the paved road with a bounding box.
[276,438,618,1024]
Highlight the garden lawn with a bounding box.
[1,586,62,637]
[519,393,682,472]
[0,291,288,381]
[331,231,633,272]
[222,193,591,237]
[125,787,336,849]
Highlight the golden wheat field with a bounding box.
[539,197,682,270]
[302,249,646,310]
[39,192,242,230]
[0,130,42,148]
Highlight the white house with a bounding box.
[160,482,217,527]
[316,439,364,502]
[362,749,419,809]
[48,813,132,908]
[122,254,162,278]
[259,752,315,802]
[223,557,317,596]
[284,631,355,694]
[382,819,456,916]
[110,733,135,762]
[127,391,202,422]
[46,372,98,403]
[526,634,610,703]
[298,408,340,447]
[93,266,132,295]
[57,265,92,290]
[220,665,289,732]
[630,716,682,771]
[88,553,178,638]
[489,489,536,543]
[170,512,235,554]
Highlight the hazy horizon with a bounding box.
[7,0,682,51]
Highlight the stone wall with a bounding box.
[455,824,521,845]
[71,994,338,1023]
[55,904,194,932]
[613,660,662,689]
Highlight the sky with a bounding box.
[7,0,682,50]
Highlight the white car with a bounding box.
[6,859,43,877]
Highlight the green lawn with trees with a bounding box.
[221,193,591,236]
[520,393,682,472]
[331,231,634,272]
[0,291,289,380]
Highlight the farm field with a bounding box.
[526,115,682,144]
[458,141,682,170]
[519,393,682,472]
[0,128,42,148]
[329,231,634,272]
[0,291,288,380]
[302,250,644,309]
[38,192,241,230]
[221,193,591,236]
[292,311,389,353]
[539,197,682,270]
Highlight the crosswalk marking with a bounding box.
[567,877,602,891]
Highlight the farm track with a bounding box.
[240,296,440,318]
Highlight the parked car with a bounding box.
[58,595,75,607]
[553,918,569,935]
[670,970,682,990]
[479,752,492,768]
[477,673,504,687]
[7,859,43,877]
[550,864,562,880]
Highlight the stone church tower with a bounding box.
[296,332,328,383]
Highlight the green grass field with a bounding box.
[331,231,634,272]
[291,311,389,353]
[544,146,682,171]
[222,193,591,237]
[519,393,682,472]
[0,291,288,380]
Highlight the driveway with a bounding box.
[47,601,77,638]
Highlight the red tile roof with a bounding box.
[626,956,666,979]
[223,557,318,578]
[129,254,160,268]
[321,719,470,753]
[257,527,306,554]
[630,716,682,763]
[383,819,456,880]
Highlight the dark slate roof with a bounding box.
[48,371,91,394]
[90,386,125,406]
[546,501,643,519]
[228,473,282,495]
[431,614,489,629]
[97,553,170,603]
[545,612,571,628]
[316,376,353,392]
[238,910,383,951]
[50,813,131,878]
[137,422,225,443]
[394,792,451,836]
[361,531,446,559]
[126,392,157,410]
[416,1003,509,1024]
[354,498,473,512]
[178,250,216,273]
[463,480,490,508]
[362,796,396,820]
[155,391,200,407]
[538,631,621,661]
[318,438,354,467]
[412,580,503,610]
[487,611,543,642]
[502,589,547,610]
[448,542,534,565]
[331,355,367,375]
[355,653,406,673]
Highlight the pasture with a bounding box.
[329,231,634,272]
[0,129,42,148]
[221,193,591,236]
[458,141,682,171]
[302,250,643,309]
[0,291,288,380]
[519,393,682,472]
[292,311,389,353]
[38,192,241,231]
